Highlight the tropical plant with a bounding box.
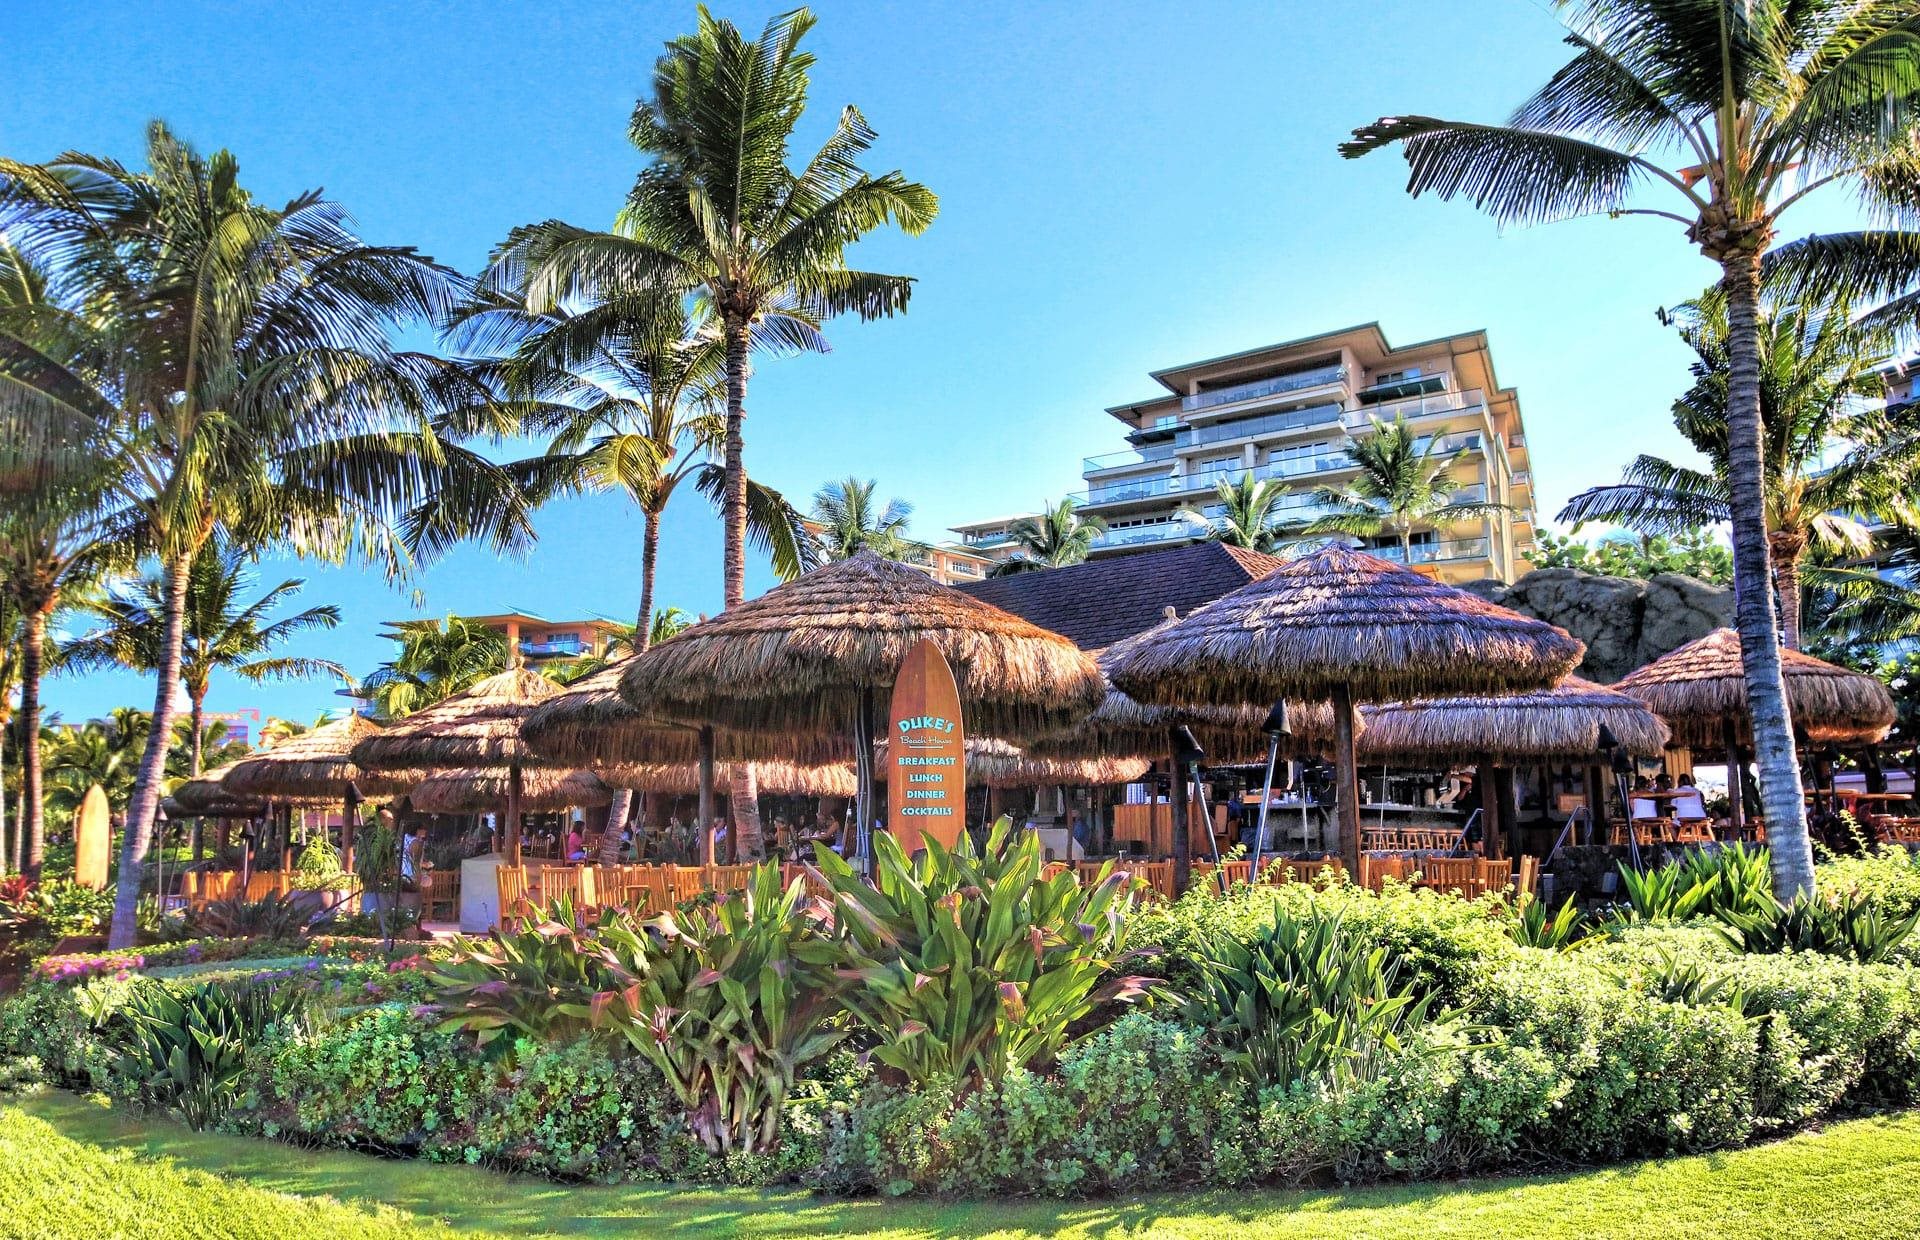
[585,863,844,1155]
[109,979,308,1127]
[59,535,348,776]
[289,837,346,893]
[1718,888,1920,963]
[1612,844,1774,925]
[995,499,1108,574]
[1639,946,1750,1011]
[809,476,917,562]
[430,898,644,1056]
[178,894,307,942]
[812,817,1156,1087]
[1,122,540,947]
[649,606,693,647]
[1507,892,1589,951]
[1340,0,1920,897]
[1559,293,1911,649]
[1304,414,1508,564]
[1181,906,1447,1086]
[1531,528,1734,584]
[1179,473,1300,554]
[357,616,510,719]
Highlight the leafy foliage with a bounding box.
[1719,889,1920,963]
[1506,892,1588,951]
[110,980,308,1128]
[1532,529,1733,585]
[178,894,308,942]
[430,898,645,1055]
[1612,844,1775,924]
[813,817,1156,1086]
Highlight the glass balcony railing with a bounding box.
[1087,520,1209,551]
[1367,537,1492,566]
[1355,387,1487,424]
[1083,443,1176,473]
[520,639,585,657]
[1182,364,1347,414]
[1176,402,1345,448]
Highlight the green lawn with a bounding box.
[9,1091,1920,1239]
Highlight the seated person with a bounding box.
[565,824,587,862]
[1630,775,1658,821]
[1671,778,1708,820]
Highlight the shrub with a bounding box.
[1611,845,1773,925]
[1180,905,1447,1086]
[111,979,309,1128]
[0,977,135,1089]
[429,901,643,1055]
[180,894,308,941]
[1504,892,1587,950]
[290,837,348,891]
[815,818,1156,1087]
[1819,848,1920,924]
[589,864,843,1156]
[1719,889,1920,963]
[467,1038,680,1181]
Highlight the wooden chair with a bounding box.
[421,869,460,923]
[1513,854,1539,898]
[495,865,530,930]
[243,872,279,902]
[536,865,594,912]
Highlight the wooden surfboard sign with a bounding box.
[887,638,966,855]
[74,783,110,889]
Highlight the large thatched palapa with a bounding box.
[619,552,1104,740]
[223,715,382,800]
[608,760,857,799]
[1359,677,1669,765]
[1615,628,1896,749]
[410,767,614,815]
[1108,544,1584,879]
[168,762,266,818]
[521,658,849,768]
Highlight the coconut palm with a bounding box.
[810,476,917,561]
[58,536,349,776]
[1,123,539,944]
[1340,0,1920,896]
[997,500,1108,573]
[358,616,511,719]
[1179,473,1300,554]
[1560,292,1916,649]
[1304,416,1509,564]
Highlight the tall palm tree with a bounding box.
[999,500,1108,573]
[1179,474,1299,554]
[1340,0,1920,896]
[810,476,916,561]
[59,536,349,776]
[1560,292,1914,649]
[1,123,538,945]
[358,616,511,720]
[1305,416,1509,564]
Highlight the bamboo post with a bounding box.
[1331,685,1362,877]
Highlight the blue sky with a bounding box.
[4,0,1864,726]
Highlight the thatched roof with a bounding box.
[408,767,614,815]
[618,551,1105,740]
[606,761,858,798]
[1615,628,1896,748]
[169,763,267,817]
[1358,676,1670,765]
[1107,544,1585,707]
[876,737,1151,789]
[222,715,382,800]
[520,658,849,767]
[351,668,560,769]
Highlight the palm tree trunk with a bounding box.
[108,549,192,948]
[20,602,49,877]
[722,319,750,612]
[732,764,764,862]
[599,789,631,865]
[636,508,663,651]
[1721,251,1813,898]
[188,690,207,776]
[1770,536,1805,652]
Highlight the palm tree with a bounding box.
[358,617,511,719]
[810,476,916,561]
[1340,0,1920,896]
[450,293,816,652]
[501,8,937,613]
[648,606,693,647]
[1179,474,1300,554]
[59,536,349,776]
[1305,416,1510,564]
[998,500,1108,573]
[1560,292,1913,649]
[1,123,538,945]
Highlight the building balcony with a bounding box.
[1087,518,1210,553]
[1175,401,1347,448]
[1367,537,1492,567]
[1181,364,1348,417]
[519,639,586,658]
[1083,443,1177,474]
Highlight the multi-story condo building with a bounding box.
[381,611,628,664]
[952,323,1538,585]
[901,542,997,585]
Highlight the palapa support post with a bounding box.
[1331,684,1362,876]
[697,725,716,864]
[1724,719,1746,836]
[853,686,877,876]
[1494,766,1520,862]
[1584,766,1606,841]
[1250,700,1291,880]
[341,785,360,877]
[505,763,523,867]
[1166,736,1191,896]
[1479,756,1503,860]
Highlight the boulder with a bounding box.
[1462,568,1734,682]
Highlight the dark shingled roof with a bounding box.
[956,541,1284,651]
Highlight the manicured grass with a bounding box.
[9,1090,1920,1239]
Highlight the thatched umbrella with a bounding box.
[223,715,383,871]
[169,762,267,818]
[349,667,562,864]
[619,551,1106,868]
[1109,544,1584,879]
[1358,678,1669,854]
[957,739,1152,790]
[410,767,614,816]
[608,760,858,799]
[1616,628,1896,831]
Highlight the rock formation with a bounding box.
[1461,568,1734,683]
